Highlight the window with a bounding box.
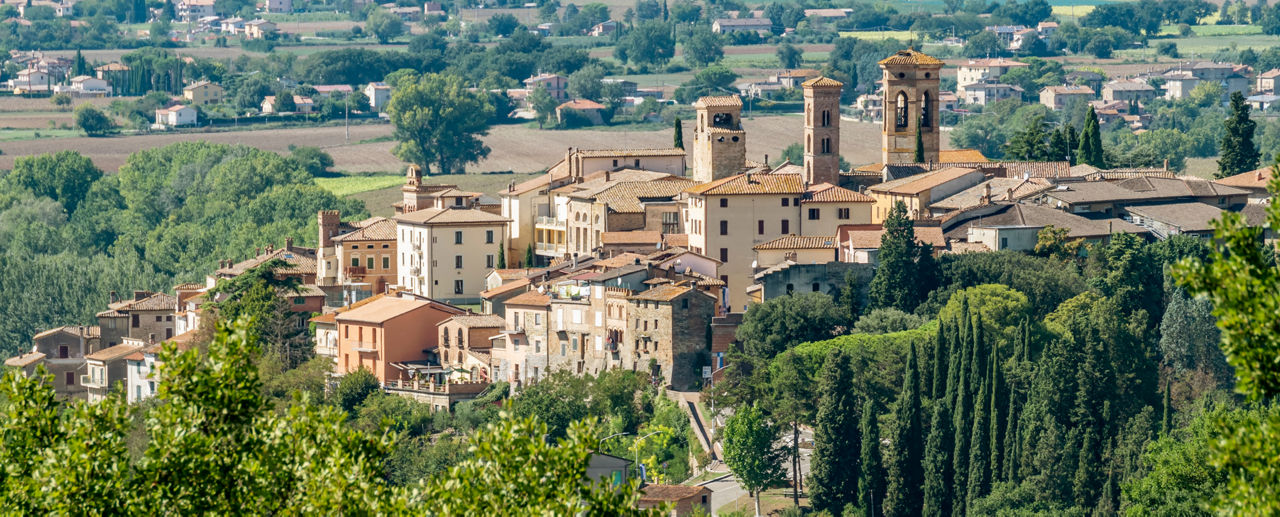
[781,220,790,234]
[719,220,728,235]
[634,159,640,167]
[781,198,789,207]
[382,256,390,269]
[65,371,75,386]
[486,230,494,244]
[454,231,463,244]
[131,315,139,328]
[1000,237,1008,249]
[572,337,578,351]
[454,280,463,294]
[681,298,689,309]
[838,208,851,219]
[155,315,162,322]
[719,198,728,208]
[351,257,359,267]
[821,137,831,154]
[455,255,463,269]
[58,345,68,359]
[808,208,820,220]
[720,248,728,262]
[612,159,619,167]
[367,257,374,269]
[895,91,909,129]
[921,91,932,128]
[812,282,820,292]
[561,342,567,356]
[486,255,494,268]
[821,109,831,127]
[758,220,764,235]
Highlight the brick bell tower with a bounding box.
[802,76,844,185]
[692,95,747,183]
[879,48,942,165]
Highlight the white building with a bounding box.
[364,82,392,111]
[55,75,112,97]
[155,104,198,127]
[394,207,511,304]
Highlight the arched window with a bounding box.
[821,110,831,127]
[921,91,932,128]
[895,92,909,129]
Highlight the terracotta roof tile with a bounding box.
[805,182,874,203]
[686,173,806,196]
[801,76,843,88]
[5,352,46,368]
[481,278,532,299]
[109,292,177,312]
[33,325,101,340]
[753,235,838,250]
[601,230,662,244]
[336,297,452,325]
[878,49,943,66]
[218,246,318,277]
[628,284,693,302]
[86,343,143,362]
[442,314,506,327]
[871,167,982,195]
[639,484,711,502]
[505,290,551,306]
[839,224,946,249]
[693,96,742,108]
[393,207,510,225]
[332,218,396,242]
[1215,166,1274,189]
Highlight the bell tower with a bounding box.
[692,95,747,183]
[802,76,843,185]
[879,49,942,165]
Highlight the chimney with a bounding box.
[110,291,118,303]
[764,154,769,166]
[255,247,261,256]
[1163,158,1169,171]
[1258,170,1265,181]
[605,169,611,182]
[285,237,294,250]
[1006,188,1015,201]
[983,183,992,204]
[134,290,148,301]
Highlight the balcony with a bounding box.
[535,242,566,257]
[345,266,367,277]
[535,216,565,230]
[383,379,490,395]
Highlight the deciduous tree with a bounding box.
[388,73,495,174]
[722,404,784,517]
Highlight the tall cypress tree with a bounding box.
[966,378,992,509]
[914,116,926,163]
[885,345,924,517]
[1077,106,1106,168]
[809,349,862,515]
[859,400,885,517]
[1161,381,1172,436]
[951,359,971,517]
[988,343,1005,484]
[932,321,949,400]
[1002,388,1021,483]
[1217,90,1260,179]
[673,117,684,149]
[923,400,955,517]
[867,201,930,312]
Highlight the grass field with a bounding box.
[1119,33,1280,58]
[314,174,405,197]
[0,129,80,141]
[1159,23,1262,37]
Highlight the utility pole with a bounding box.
[344,93,349,143]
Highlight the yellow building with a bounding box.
[182,80,224,105]
[867,167,985,223]
[801,182,875,235]
[394,207,511,305]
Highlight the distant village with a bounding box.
[7,48,1276,414]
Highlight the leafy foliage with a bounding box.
[388,73,495,174]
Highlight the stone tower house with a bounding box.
[692,95,747,183]
[879,49,943,165]
[802,76,844,185]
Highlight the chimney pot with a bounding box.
[110,291,118,303]
[285,237,294,250]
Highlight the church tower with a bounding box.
[692,95,747,183]
[879,49,943,165]
[802,76,843,185]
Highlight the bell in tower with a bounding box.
[879,49,943,165]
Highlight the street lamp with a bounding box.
[631,430,666,483]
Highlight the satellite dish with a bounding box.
[751,260,758,268]
[537,285,545,294]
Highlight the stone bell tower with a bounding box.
[802,76,844,185]
[879,48,942,165]
[692,95,747,183]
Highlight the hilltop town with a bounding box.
[2,0,1280,513]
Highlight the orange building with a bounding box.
[334,295,465,384]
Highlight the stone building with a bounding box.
[879,49,942,165]
[623,284,716,389]
[802,76,844,185]
[691,96,747,183]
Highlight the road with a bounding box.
[700,427,813,515]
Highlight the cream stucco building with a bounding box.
[395,208,510,305]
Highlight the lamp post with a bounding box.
[631,430,665,483]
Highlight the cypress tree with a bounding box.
[496,246,506,269]
[951,360,971,517]
[524,243,535,268]
[966,378,991,508]
[932,320,949,400]
[809,349,862,515]
[885,345,924,517]
[1161,381,1172,436]
[923,401,955,517]
[1217,90,1260,179]
[1077,106,1106,168]
[945,320,963,410]
[673,117,684,149]
[969,315,985,397]
[988,345,1005,484]
[1072,427,1102,508]
[914,116,926,163]
[859,399,885,517]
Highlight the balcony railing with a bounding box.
[535,216,565,230]
[534,242,566,256]
[345,266,367,277]
[383,379,490,395]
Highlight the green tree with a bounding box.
[488,12,521,36]
[496,246,506,268]
[1077,106,1106,168]
[962,31,1005,58]
[965,379,991,508]
[1121,407,1231,515]
[1032,225,1082,261]
[673,117,684,148]
[524,242,535,268]
[388,73,495,174]
[4,150,103,214]
[735,292,844,360]
[72,49,89,76]
[1004,114,1051,161]
[923,400,955,517]
[722,404,784,517]
[914,117,926,163]
[366,8,406,43]
[529,84,558,129]
[73,104,115,137]
[771,351,813,506]
[50,93,71,109]
[885,344,925,517]
[867,201,937,313]
[859,399,886,517]
[776,42,802,69]
[853,308,924,335]
[682,28,723,68]
[1159,286,1231,385]
[335,368,380,414]
[808,348,861,515]
[616,21,675,67]
[568,64,605,101]
[1217,90,1261,179]
[273,90,297,112]
[290,146,334,176]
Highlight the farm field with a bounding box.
[314,174,406,197]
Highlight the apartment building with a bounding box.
[395,207,510,304]
[333,295,465,384]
